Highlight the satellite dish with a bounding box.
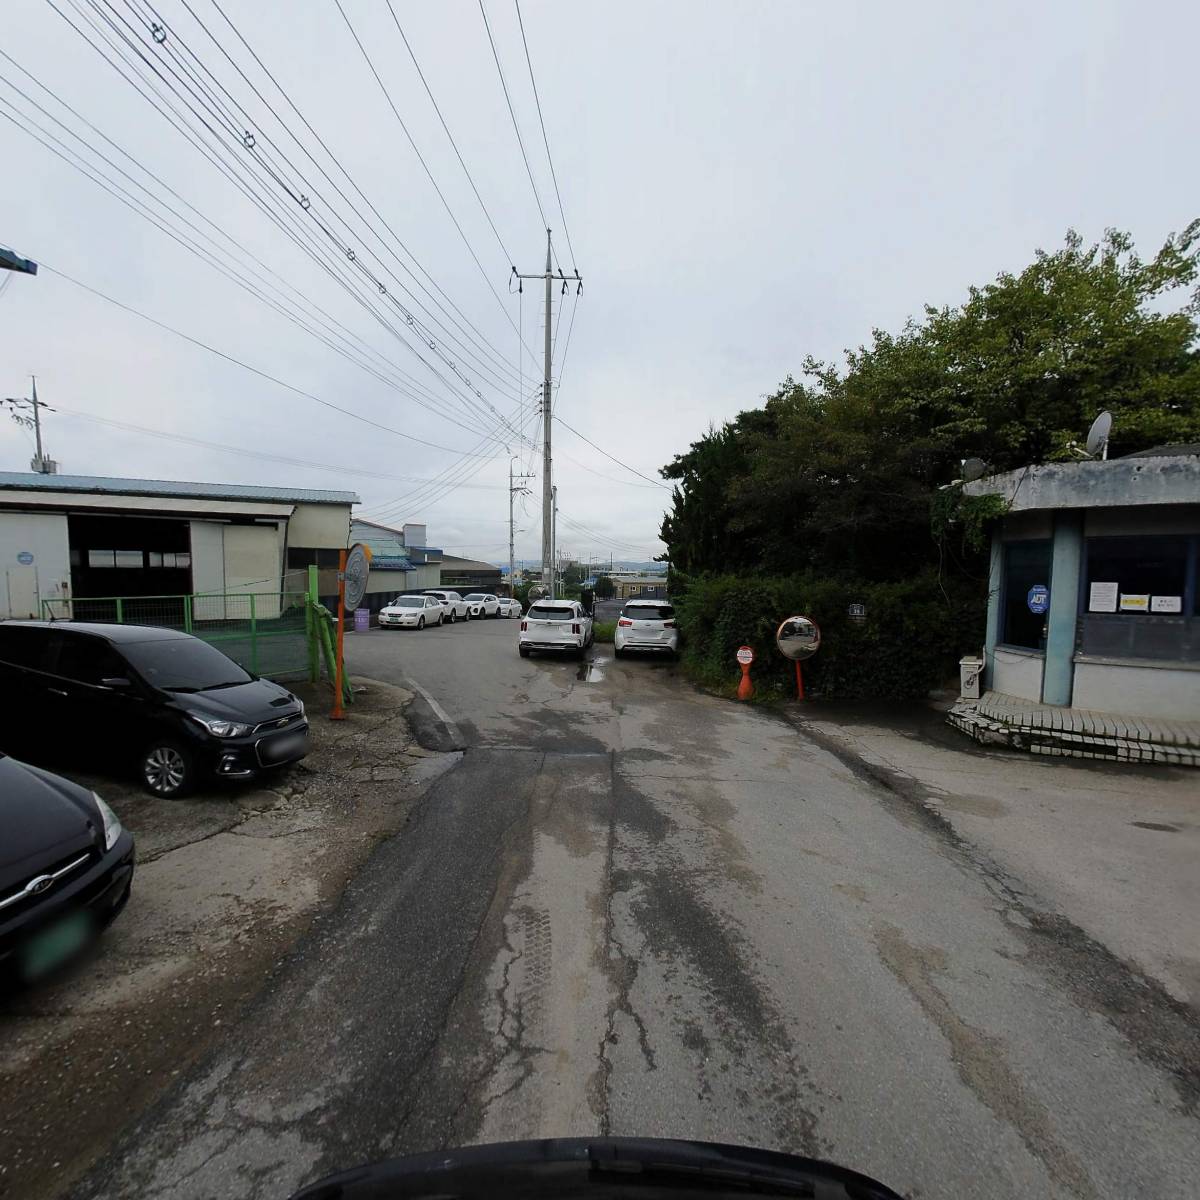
[961,457,989,483]
[1085,411,1113,460]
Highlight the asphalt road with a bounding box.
[78,616,1200,1200]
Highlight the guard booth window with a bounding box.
[1001,540,1051,651]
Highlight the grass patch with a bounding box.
[593,620,616,644]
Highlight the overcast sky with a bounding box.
[2,0,1197,565]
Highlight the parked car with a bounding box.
[422,590,471,622]
[463,593,501,618]
[614,600,679,658]
[497,597,523,619]
[0,621,308,799]
[0,755,135,982]
[519,600,594,659]
[379,595,444,629]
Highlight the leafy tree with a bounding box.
[658,225,1200,695]
[594,574,615,599]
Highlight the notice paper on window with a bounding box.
[1088,581,1119,612]
[1150,595,1182,613]
[1119,593,1150,612]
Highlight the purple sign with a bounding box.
[353,607,370,632]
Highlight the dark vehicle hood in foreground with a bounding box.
[166,678,300,724]
[0,756,98,881]
[290,1138,902,1200]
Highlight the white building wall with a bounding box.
[189,521,226,594]
[289,502,350,549]
[1072,660,1200,721]
[991,647,1044,702]
[0,511,71,619]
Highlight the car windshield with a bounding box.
[393,597,425,608]
[624,604,674,620]
[529,606,576,621]
[464,594,486,601]
[121,637,250,691]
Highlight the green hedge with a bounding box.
[672,570,985,700]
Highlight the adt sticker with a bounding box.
[16,551,34,566]
[1027,584,1049,614]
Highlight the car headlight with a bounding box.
[191,714,253,737]
[93,792,123,851]
[296,698,305,717]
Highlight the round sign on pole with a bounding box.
[776,615,820,661]
[528,584,549,602]
[1026,584,1049,615]
[736,645,754,666]
[343,543,373,611]
[16,551,34,566]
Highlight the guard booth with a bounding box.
[950,447,1200,764]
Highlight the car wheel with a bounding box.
[519,644,531,657]
[438,613,444,626]
[417,616,425,630]
[614,647,624,659]
[446,610,455,624]
[141,738,195,799]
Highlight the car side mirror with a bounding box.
[101,676,132,689]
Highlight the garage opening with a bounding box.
[68,515,192,621]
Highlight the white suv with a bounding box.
[613,600,678,658]
[423,590,470,623]
[519,600,593,658]
[463,593,500,618]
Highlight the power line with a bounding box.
[385,1,514,270]
[514,0,576,271]
[106,0,530,440]
[478,0,548,235]
[40,262,497,457]
[56,0,531,451]
[51,403,506,488]
[553,415,672,490]
[200,0,532,382]
[331,0,541,375]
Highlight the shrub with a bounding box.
[673,570,984,700]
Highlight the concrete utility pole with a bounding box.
[513,230,581,602]
[509,457,532,598]
[551,484,558,599]
[4,375,55,473]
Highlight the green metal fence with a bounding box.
[41,589,311,682]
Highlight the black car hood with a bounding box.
[0,756,99,883]
[167,678,300,724]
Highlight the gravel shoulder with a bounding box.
[0,676,447,1200]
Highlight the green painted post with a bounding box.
[249,593,259,675]
[115,596,124,624]
[183,594,193,635]
[306,564,319,683]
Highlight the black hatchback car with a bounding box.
[0,754,135,982]
[0,622,308,798]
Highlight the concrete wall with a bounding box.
[991,647,1044,701]
[1073,659,1200,720]
[0,511,71,618]
[289,502,351,549]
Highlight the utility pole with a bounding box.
[4,375,56,473]
[552,484,558,599]
[513,230,581,601]
[509,457,532,598]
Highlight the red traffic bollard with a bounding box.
[736,644,754,700]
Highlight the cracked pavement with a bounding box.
[59,617,1200,1199]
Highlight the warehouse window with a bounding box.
[1000,540,1051,650]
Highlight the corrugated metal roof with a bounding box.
[0,471,359,505]
[350,518,412,569]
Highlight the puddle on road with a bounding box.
[577,655,608,683]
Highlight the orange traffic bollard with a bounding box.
[736,645,754,700]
